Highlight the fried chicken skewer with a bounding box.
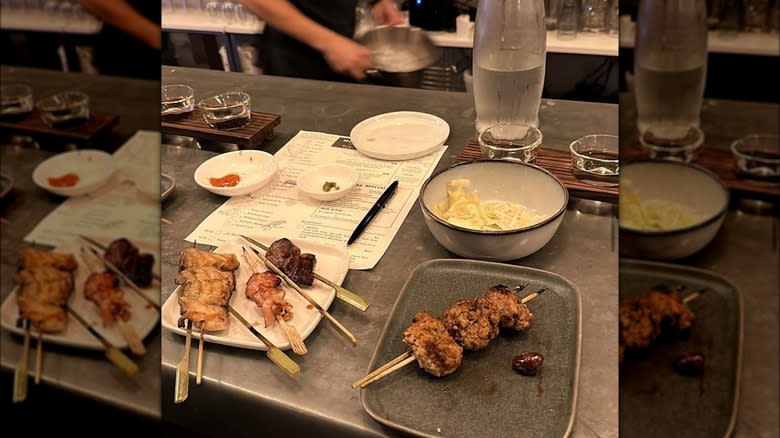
[240,249,307,355]
[80,248,146,356]
[353,286,543,388]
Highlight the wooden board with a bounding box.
[624,142,780,198]
[456,139,619,203]
[161,108,281,149]
[0,110,118,142]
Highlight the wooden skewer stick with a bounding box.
[226,305,301,377]
[240,235,369,312]
[240,248,308,356]
[79,248,146,356]
[34,329,43,384]
[246,246,358,345]
[175,319,192,403]
[354,289,545,389]
[66,306,139,377]
[13,319,31,403]
[683,290,702,304]
[196,324,205,385]
[161,218,173,225]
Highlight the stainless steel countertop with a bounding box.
[620,93,780,438]
[0,66,161,419]
[159,66,619,438]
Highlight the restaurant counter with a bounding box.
[159,66,619,438]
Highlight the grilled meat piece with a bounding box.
[175,266,236,290]
[402,311,463,377]
[442,297,500,351]
[265,238,316,287]
[104,238,155,287]
[245,271,293,328]
[20,247,78,271]
[180,247,240,271]
[484,285,533,331]
[16,278,71,332]
[15,266,73,290]
[177,278,233,332]
[84,272,131,327]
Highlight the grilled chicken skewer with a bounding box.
[240,249,307,355]
[79,248,146,356]
[353,287,542,388]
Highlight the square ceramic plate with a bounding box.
[161,235,349,351]
[619,258,742,438]
[0,238,161,351]
[361,259,582,438]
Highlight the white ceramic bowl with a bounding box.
[194,150,277,197]
[297,163,359,201]
[32,149,114,197]
[419,160,568,261]
[619,160,729,260]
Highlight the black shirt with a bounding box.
[260,0,359,82]
[93,0,160,80]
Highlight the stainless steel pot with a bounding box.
[356,25,442,88]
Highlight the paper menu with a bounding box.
[24,130,161,247]
[184,130,447,270]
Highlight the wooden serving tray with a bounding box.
[0,110,118,142]
[623,142,780,199]
[456,139,619,203]
[161,108,281,149]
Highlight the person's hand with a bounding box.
[321,35,372,80]
[372,0,405,26]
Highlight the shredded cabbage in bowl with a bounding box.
[619,178,705,231]
[432,179,545,231]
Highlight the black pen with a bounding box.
[347,180,399,246]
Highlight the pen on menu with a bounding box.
[347,180,399,246]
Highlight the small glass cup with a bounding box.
[198,91,251,130]
[730,133,780,185]
[161,84,195,120]
[0,83,34,122]
[639,126,704,163]
[478,123,543,163]
[569,134,619,186]
[36,90,90,130]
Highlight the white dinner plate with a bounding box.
[350,111,450,161]
[0,238,160,351]
[193,150,277,197]
[161,235,349,351]
[31,149,114,197]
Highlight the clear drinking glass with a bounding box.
[569,134,619,186]
[36,90,90,129]
[743,0,769,33]
[198,91,251,130]
[472,0,547,133]
[581,0,609,32]
[0,83,34,121]
[639,126,704,162]
[161,84,195,119]
[478,123,543,163]
[557,0,579,40]
[634,0,708,144]
[731,133,780,185]
[544,0,562,29]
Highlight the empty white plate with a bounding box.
[350,111,449,161]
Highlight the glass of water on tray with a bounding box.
[478,123,543,163]
[569,134,619,186]
[197,91,251,130]
[36,90,90,130]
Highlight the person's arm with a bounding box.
[238,0,371,79]
[77,0,161,50]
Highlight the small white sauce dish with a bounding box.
[297,163,359,201]
[32,149,114,197]
[194,150,277,197]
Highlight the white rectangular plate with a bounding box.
[0,238,161,351]
[161,235,349,351]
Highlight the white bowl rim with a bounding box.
[419,159,569,235]
[619,159,730,236]
[297,163,359,196]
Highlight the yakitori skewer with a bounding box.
[240,248,308,355]
[245,242,357,345]
[79,247,146,356]
[13,319,31,403]
[79,235,161,282]
[82,244,161,311]
[34,330,43,384]
[353,288,543,389]
[240,235,369,312]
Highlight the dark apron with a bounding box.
[92,0,160,80]
[260,0,359,82]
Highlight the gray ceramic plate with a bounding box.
[0,173,12,199]
[361,259,582,438]
[161,173,176,201]
[619,259,743,438]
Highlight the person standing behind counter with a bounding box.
[238,0,404,82]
